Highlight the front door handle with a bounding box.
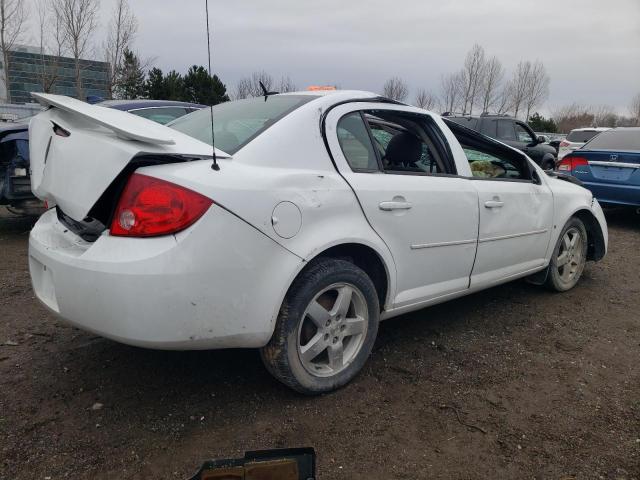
[379,201,413,211]
[484,200,504,209]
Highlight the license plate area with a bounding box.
[29,256,60,313]
[590,165,634,182]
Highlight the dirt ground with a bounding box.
[0,207,639,480]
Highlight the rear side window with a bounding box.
[364,112,445,174]
[446,117,478,130]
[169,95,317,154]
[567,130,602,143]
[584,129,640,151]
[480,120,496,137]
[496,120,516,141]
[337,113,379,171]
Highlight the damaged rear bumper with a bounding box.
[29,207,302,350]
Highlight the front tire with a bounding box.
[546,217,588,291]
[260,258,380,395]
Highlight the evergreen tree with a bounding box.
[114,49,146,99]
[163,70,185,101]
[528,112,557,133]
[183,65,229,105]
[144,67,166,100]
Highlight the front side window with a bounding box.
[514,123,535,143]
[464,147,529,179]
[169,95,318,154]
[496,120,516,141]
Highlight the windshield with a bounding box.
[566,130,602,143]
[169,95,317,154]
[583,128,640,151]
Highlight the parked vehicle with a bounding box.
[28,91,607,394]
[97,99,205,124]
[0,99,203,216]
[0,121,43,215]
[547,134,567,155]
[557,127,640,207]
[558,127,610,160]
[444,114,557,170]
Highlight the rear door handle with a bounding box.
[484,200,504,208]
[379,201,413,211]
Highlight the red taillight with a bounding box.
[557,156,588,172]
[110,173,213,237]
[559,140,570,148]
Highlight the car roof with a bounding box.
[570,127,611,132]
[97,99,207,111]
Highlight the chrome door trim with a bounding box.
[479,228,548,244]
[410,238,477,250]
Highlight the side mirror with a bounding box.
[190,448,316,480]
[537,135,546,144]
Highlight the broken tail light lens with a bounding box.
[110,173,213,237]
[557,156,588,172]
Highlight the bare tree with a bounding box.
[480,56,504,113]
[414,88,437,110]
[35,0,53,92]
[552,103,594,133]
[235,70,275,99]
[382,77,408,102]
[523,60,549,121]
[278,75,296,93]
[0,0,26,103]
[508,60,533,119]
[460,44,486,114]
[104,0,138,98]
[630,92,640,126]
[440,72,463,113]
[493,81,513,114]
[54,0,99,99]
[592,105,618,128]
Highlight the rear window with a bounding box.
[169,95,317,154]
[566,130,602,143]
[583,129,640,151]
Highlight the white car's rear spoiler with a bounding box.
[32,93,226,153]
[29,93,228,220]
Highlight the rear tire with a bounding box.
[260,258,379,395]
[546,217,588,292]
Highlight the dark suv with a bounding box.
[444,114,557,170]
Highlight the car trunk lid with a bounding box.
[582,150,640,183]
[29,93,228,222]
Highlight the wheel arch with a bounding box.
[309,242,391,311]
[573,208,606,261]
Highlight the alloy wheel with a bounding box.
[556,226,584,283]
[297,283,368,377]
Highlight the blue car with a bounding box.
[557,127,640,207]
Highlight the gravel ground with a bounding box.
[0,207,639,480]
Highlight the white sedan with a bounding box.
[558,127,610,160]
[27,91,608,394]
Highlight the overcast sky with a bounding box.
[28,0,640,114]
